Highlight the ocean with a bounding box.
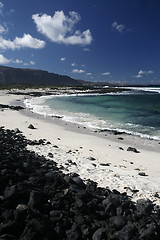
[24,87,160,140]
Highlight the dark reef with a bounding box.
[0,127,160,239]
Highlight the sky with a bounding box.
[0,0,160,84]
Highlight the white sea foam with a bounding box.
[120,86,160,94]
[24,93,160,141]
[24,96,55,116]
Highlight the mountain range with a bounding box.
[0,65,84,87]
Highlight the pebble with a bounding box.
[127,146,140,153]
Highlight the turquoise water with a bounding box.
[25,87,160,140]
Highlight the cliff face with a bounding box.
[0,66,82,87]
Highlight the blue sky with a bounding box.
[0,0,160,84]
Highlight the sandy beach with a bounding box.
[0,88,160,205]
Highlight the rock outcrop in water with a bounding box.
[0,127,160,239]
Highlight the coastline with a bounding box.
[0,88,160,205]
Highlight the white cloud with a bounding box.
[134,70,154,78]
[135,74,142,78]
[32,11,93,45]
[60,57,66,61]
[0,25,7,34]
[30,61,35,65]
[71,62,76,67]
[14,34,45,49]
[101,72,110,76]
[138,70,145,75]
[0,34,45,50]
[86,72,92,75]
[13,59,23,64]
[72,69,85,73]
[0,54,10,64]
[138,70,154,75]
[23,61,36,66]
[112,21,125,33]
[83,48,90,51]
[0,54,36,66]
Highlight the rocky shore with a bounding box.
[0,127,160,240]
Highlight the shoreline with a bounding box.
[0,88,160,205]
[22,89,160,153]
[23,105,160,154]
[23,88,160,143]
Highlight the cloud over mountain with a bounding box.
[72,69,85,73]
[101,72,110,76]
[0,54,10,64]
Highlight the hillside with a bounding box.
[0,65,83,87]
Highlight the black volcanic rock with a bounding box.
[127,147,140,153]
[0,104,24,111]
[28,124,36,130]
[0,65,82,87]
[0,127,160,239]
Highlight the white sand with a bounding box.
[0,89,160,205]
